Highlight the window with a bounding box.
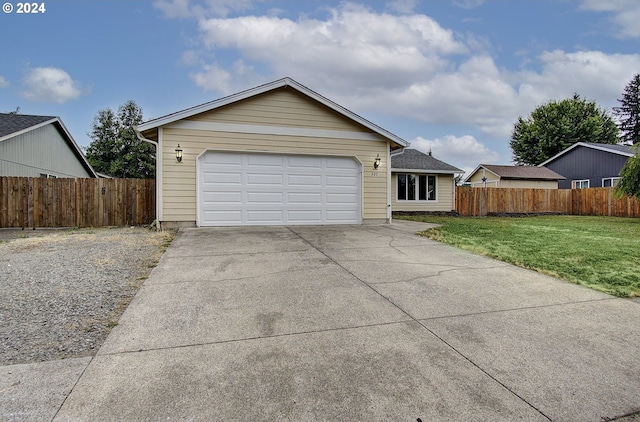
[602,177,620,188]
[39,173,56,179]
[397,174,436,201]
[572,179,589,189]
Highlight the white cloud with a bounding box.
[154,0,259,18]
[386,0,418,14]
[190,60,259,93]
[0,76,9,88]
[580,0,640,38]
[171,3,640,143]
[196,4,467,88]
[517,50,640,109]
[411,135,502,174]
[22,67,83,104]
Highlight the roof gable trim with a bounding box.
[136,77,408,148]
[539,142,634,166]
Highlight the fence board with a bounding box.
[456,187,638,218]
[0,177,155,228]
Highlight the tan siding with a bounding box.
[189,89,370,132]
[161,128,387,222]
[391,173,456,212]
[500,179,558,189]
[468,170,499,186]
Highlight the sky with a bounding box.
[1,0,639,175]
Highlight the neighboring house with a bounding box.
[464,164,564,189]
[0,113,97,178]
[539,142,634,189]
[391,148,462,213]
[135,77,409,227]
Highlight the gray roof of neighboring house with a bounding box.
[0,113,98,178]
[539,142,635,166]
[475,164,565,180]
[391,148,462,174]
[0,113,56,138]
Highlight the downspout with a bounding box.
[135,128,161,229]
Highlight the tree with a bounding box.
[85,100,155,178]
[615,145,640,199]
[510,94,619,165]
[614,73,640,145]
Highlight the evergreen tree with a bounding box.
[615,145,640,199]
[85,100,155,178]
[614,73,640,145]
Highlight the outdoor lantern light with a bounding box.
[374,153,381,169]
[175,144,183,163]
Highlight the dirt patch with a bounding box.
[0,227,175,365]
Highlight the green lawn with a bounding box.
[396,215,640,297]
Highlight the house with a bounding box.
[135,77,409,227]
[539,142,634,189]
[0,113,97,178]
[391,148,462,213]
[464,164,564,189]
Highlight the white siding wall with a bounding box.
[0,124,92,178]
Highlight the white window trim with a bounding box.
[572,179,590,189]
[602,177,620,187]
[396,173,438,202]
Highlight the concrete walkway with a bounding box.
[5,221,640,421]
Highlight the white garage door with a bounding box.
[198,151,361,226]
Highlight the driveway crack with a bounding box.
[287,226,553,421]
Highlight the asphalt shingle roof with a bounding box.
[391,148,462,173]
[0,113,56,138]
[482,164,565,180]
[582,142,634,154]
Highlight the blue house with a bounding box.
[539,142,634,189]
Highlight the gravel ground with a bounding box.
[0,227,175,365]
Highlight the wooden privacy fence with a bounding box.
[0,177,155,228]
[456,187,640,218]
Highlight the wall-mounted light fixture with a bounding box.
[175,144,183,163]
[374,153,381,169]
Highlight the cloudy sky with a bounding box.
[1,0,639,173]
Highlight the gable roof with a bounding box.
[465,164,565,182]
[539,142,634,166]
[391,148,462,174]
[0,113,57,139]
[136,77,408,149]
[0,113,97,178]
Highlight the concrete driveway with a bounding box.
[53,221,640,421]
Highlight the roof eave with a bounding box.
[392,168,462,175]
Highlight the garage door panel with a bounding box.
[202,210,243,225]
[247,210,284,223]
[203,152,243,166]
[203,192,242,204]
[288,174,322,186]
[199,152,361,226]
[288,155,322,169]
[247,173,284,185]
[247,154,283,167]
[202,172,242,184]
[288,193,322,204]
[326,175,358,187]
[247,192,284,204]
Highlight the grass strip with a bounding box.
[397,215,640,297]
